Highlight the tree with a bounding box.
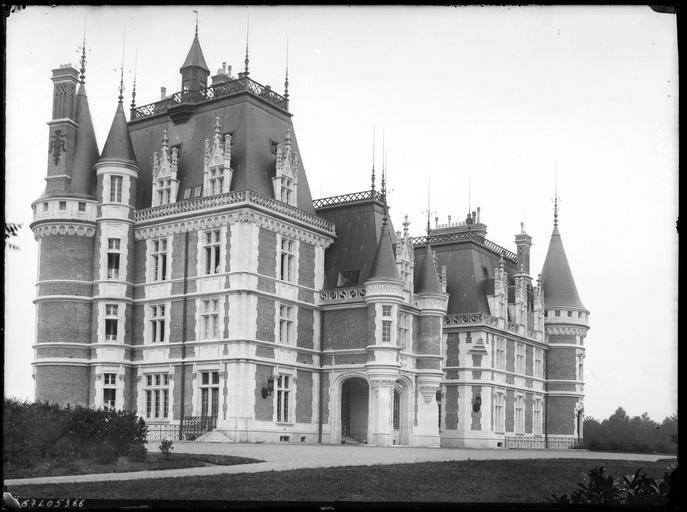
[5,222,22,250]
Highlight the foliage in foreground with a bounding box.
[584,407,677,454]
[550,465,678,506]
[3,399,148,466]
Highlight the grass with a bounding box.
[3,453,262,479]
[5,458,676,503]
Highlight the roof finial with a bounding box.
[214,115,221,140]
[162,129,169,150]
[371,124,376,192]
[426,177,432,237]
[244,12,250,75]
[118,29,126,103]
[193,9,199,37]
[468,175,471,214]
[554,167,559,227]
[130,48,138,112]
[403,214,410,238]
[79,12,87,84]
[284,37,289,100]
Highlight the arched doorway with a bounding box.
[341,377,369,444]
[392,378,412,445]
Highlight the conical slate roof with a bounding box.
[68,83,99,197]
[415,244,443,294]
[100,100,137,164]
[367,222,402,282]
[181,34,209,72]
[541,225,585,309]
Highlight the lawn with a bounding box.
[4,453,262,479]
[6,458,676,503]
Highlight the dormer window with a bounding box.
[157,178,172,205]
[203,117,233,197]
[280,176,294,204]
[273,131,298,207]
[151,131,180,207]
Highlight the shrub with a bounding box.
[127,443,148,463]
[159,439,174,459]
[550,466,677,506]
[95,441,119,465]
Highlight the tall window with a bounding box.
[200,371,220,418]
[208,168,224,196]
[393,389,401,430]
[515,395,525,434]
[152,239,168,281]
[107,238,120,279]
[157,178,171,205]
[533,398,543,435]
[495,338,506,369]
[516,343,525,374]
[103,373,117,410]
[145,374,170,420]
[203,230,221,275]
[150,304,166,343]
[279,305,294,344]
[382,305,392,343]
[397,312,410,349]
[279,237,295,282]
[534,348,543,378]
[105,304,119,341]
[280,176,294,204]
[110,175,123,203]
[200,298,220,340]
[494,392,505,432]
[276,375,290,422]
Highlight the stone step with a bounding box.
[195,430,233,443]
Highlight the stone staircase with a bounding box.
[195,430,233,443]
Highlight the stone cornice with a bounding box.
[31,221,96,239]
[546,326,589,336]
[134,207,333,248]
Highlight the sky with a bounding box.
[4,5,678,421]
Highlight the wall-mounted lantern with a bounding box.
[472,396,482,413]
[261,376,275,399]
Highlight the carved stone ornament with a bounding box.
[49,129,67,166]
[419,384,439,403]
[33,223,96,239]
[369,378,397,388]
[546,326,588,336]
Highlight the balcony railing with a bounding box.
[134,189,336,235]
[444,312,499,327]
[131,76,288,121]
[146,423,181,442]
[320,286,366,303]
[181,415,217,441]
[412,232,517,262]
[505,435,583,449]
[313,190,385,209]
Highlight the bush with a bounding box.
[128,443,148,463]
[159,439,174,459]
[95,442,119,465]
[550,465,677,506]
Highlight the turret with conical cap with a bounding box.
[180,19,210,91]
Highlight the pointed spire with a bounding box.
[69,82,99,196]
[541,221,585,310]
[368,208,402,283]
[194,9,199,36]
[416,243,443,294]
[100,87,138,165]
[213,115,221,141]
[78,11,87,84]
[181,17,209,72]
[284,37,289,100]
[370,125,376,192]
[130,49,137,112]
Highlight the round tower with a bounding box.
[30,62,99,407]
[91,81,141,411]
[541,206,590,446]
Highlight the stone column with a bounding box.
[367,376,396,446]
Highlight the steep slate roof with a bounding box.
[368,221,402,282]
[316,199,397,289]
[67,83,99,198]
[415,244,443,294]
[181,34,210,72]
[540,225,585,309]
[129,95,315,213]
[414,241,518,314]
[100,100,138,164]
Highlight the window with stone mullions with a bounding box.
[496,338,506,370]
[157,177,172,205]
[279,238,295,282]
[110,175,123,203]
[103,373,117,410]
[280,176,294,204]
[534,348,543,378]
[382,305,392,343]
[105,304,118,341]
[107,238,120,280]
[201,298,220,340]
[494,392,505,432]
[515,395,525,434]
[152,239,168,281]
[209,168,224,196]
[276,375,290,422]
[516,343,525,374]
[200,371,220,418]
[145,374,169,420]
[204,230,221,275]
[397,312,410,349]
[533,398,543,435]
[279,305,294,344]
[150,305,166,343]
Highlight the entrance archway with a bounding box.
[341,377,369,444]
[392,378,412,445]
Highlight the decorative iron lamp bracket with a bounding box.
[261,376,275,399]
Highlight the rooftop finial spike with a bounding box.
[244,12,250,75]
[554,166,559,227]
[131,48,138,111]
[79,11,87,84]
[284,37,289,99]
[162,129,169,149]
[118,29,126,103]
[193,9,199,36]
[468,175,471,214]
[426,177,431,236]
[371,124,376,192]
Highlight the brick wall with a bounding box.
[296,370,313,423]
[505,389,514,433]
[506,339,515,372]
[445,385,458,429]
[525,392,533,433]
[525,344,533,376]
[36,301,92,344]
[418,316,441,355]
[321,372,329,424]
[446,332,460,366]
[546,396,577,435]
[35,366,90,406]
[546,347,577,380]
[257,228,277,277]
[321,308,367,350]
[256,296,275,342]
[39,235,94,281]
[297,308,314,349]
[470,386,482,430]
[298,242,315,288]
[37,282,93,296]
[254,364,274,421]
